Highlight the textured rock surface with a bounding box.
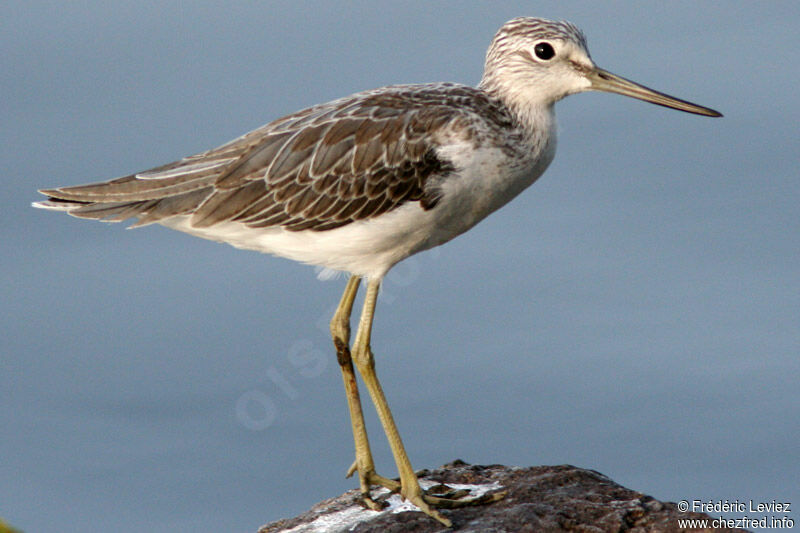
[259,460,747,532]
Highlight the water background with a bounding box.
[2,2,798,531]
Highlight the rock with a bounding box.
[258,460,747,532]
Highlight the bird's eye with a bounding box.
[534,42,555,60]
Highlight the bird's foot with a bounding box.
[346,460,399,511]
[346,462,506,527]
[422,482,507,509]
[413,481,506,526]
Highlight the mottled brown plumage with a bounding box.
[34,17,721,527]
[37,83,530,232]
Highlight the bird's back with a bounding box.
[36,82,553,277]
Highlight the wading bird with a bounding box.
[35,17,721,526]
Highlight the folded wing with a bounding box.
[35,85,486,232]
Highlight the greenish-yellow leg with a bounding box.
[336,277,506,526]
[349,280,453,525]
[330,275,399,511]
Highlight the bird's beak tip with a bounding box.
[588,67,722,118]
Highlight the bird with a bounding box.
[34,17,721,527]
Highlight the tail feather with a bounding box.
[33,186,214,227]
[34,154,229,226]
[69,200,161,222]
[129,188,213,227]
[38,172,216,203]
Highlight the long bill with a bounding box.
[587,67,722,117]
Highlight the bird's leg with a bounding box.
[330,275,398,511]
[350,280,453,526]
[349,280,507,525]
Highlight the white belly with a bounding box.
[161,135,556,280]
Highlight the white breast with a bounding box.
[161,113,557,281]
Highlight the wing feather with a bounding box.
[34,83,515,232]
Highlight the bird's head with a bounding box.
[480,17,721,119]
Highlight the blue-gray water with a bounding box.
[2,2,798,531]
